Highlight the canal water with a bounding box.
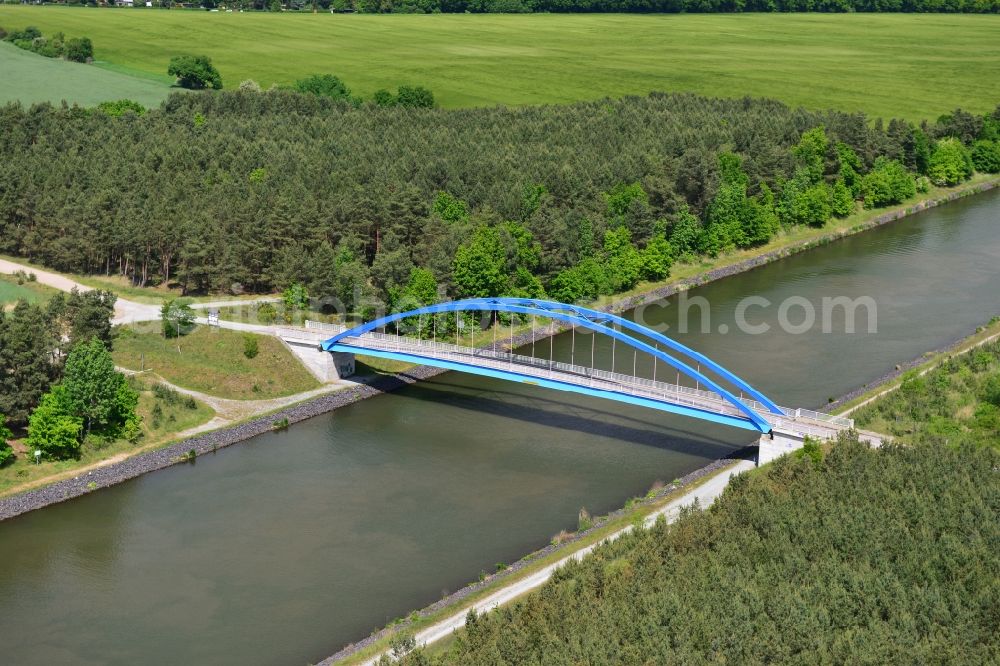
[1,189,998,665]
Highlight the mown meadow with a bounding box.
[0,9,998,118]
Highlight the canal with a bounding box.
[1,189,998,665]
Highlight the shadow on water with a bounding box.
[386,375,746,460]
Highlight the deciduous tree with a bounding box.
[167,54,223,90]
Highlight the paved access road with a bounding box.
[0,258,278,327]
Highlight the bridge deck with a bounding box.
[293,323,854,440]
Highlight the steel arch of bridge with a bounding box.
[322,297,782,434]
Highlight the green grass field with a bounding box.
[0,8,997,119]
[0,274,58,306]
[0,39,170,107]
[112,325,319,400]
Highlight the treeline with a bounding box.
[0,92,997,314]
[388,433,999,664]
[0,25,93,62]
[0,289,116,426]
[55,0,1000,13]
[0,289,140,466]
[336,0,1000,13]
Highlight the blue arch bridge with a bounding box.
[278,298,874,463]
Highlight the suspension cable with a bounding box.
[653,342,657,383]
[531,314,536,360]
[549,319,554,371]
[590,328,596,386]
[611,325,616,374]
[509,311,514,365]
[571,324,576,367]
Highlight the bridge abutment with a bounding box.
[308,350,355,382]
[280,336,355,382]
[757,429,807,466]
[329,351,356,379]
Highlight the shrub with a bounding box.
[32,37,62,59]
[928,137,974,186]
[161,298,196,338]
[970,139,1000,173]
[548,258,610,303]
[97,99,146,117]
[26,387,83,460]
[293,74,351,100]
[395,85,435,108]
[282,283,309,311]
[0,414,13,467]
[122,414,142,444]
[640,233,673,281]
[6,26,41,42]
[861,157,915,208]
[243,334,259,359]
[831,178,854,217]
[167,54,223,90]
[982,374,1000,408]
[64,36,93,63]
[152,383,181,404]
[796,183,832,227]
[388,634,416,659]
[256,301,278,324]
[151,402,163,428]
[797,436,824,467]
[372,89,396,107]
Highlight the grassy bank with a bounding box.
[112,325,320,400]
[836,316,1000,416]
[0,273,57,307]
[850,320,1000,448]
[0,374,214,497]
[0,10,998,118]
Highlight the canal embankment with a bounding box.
[2,178,997,522]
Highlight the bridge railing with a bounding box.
[791,407,854,429]
[305,320,345,333]
[316,322,853,430]
[337,331,747,416]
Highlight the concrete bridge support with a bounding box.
[757,428,807,466]
[280,338,355,382]
[329,351,356,379]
